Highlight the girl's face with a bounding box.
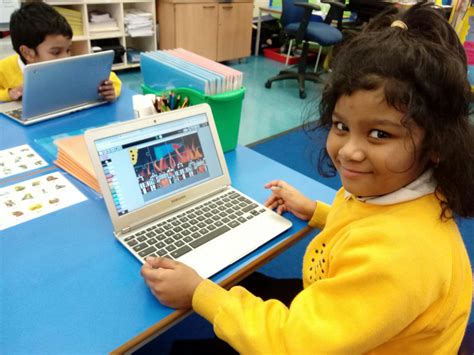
[21,34,72,64]
[327,88,427,197]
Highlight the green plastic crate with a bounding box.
[142,85,245,152]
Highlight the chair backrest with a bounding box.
[281,0,309,27]
[281,0,345,29]
[325,0,345,28]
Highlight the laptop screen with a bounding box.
[94,112,223,216]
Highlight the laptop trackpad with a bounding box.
[179,212,292,279]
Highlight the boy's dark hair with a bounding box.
[316,2,474,218]
[10,1,73,63]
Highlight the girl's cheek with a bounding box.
[383,142,419,173]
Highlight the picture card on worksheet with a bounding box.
[0,172,87,230]
[0,144,48,179]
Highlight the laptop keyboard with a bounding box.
[123,190,267,261]
[6,108,23,119]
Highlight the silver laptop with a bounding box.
[85,104,292,278]
[0,51,114,125]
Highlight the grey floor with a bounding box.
[117,55,325,145]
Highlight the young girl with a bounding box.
[141,3,474,353]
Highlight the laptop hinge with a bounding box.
[123,185,232,234]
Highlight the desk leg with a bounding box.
[255,8,262,56]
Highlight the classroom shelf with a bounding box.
[41,0,157,70]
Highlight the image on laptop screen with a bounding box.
[94,113,223,216]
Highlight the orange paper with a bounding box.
[54,135,100,192]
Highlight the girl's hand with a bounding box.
[8,86,23,100]
[98,80,116,102]
[140,257,204,309]
[264,180,317,221]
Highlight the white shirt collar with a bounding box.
[17,56,26,73]
[344,169,436,205]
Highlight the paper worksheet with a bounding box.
[0,144,48,179]
[0,171,87,230]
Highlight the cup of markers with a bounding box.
[153,91,189,113]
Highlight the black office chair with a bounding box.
[264,0,344,99]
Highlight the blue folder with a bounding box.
[140,53,208,94]
[140,51,225,95]
[150,51,224,95]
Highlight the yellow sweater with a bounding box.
[0,54,121,102]
[193,189,472,354]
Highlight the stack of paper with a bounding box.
[141,49,243,95]
[132,94,157,118]
[54,135,100,193]
[124,9,154,37]
[54,6,84,36]
[88,10,119,33]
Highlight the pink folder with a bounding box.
[164,48,243,92]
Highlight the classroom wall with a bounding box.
[0,36,14,60]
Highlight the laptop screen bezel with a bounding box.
[85,103,231,234]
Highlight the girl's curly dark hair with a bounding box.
[316,2,474,218]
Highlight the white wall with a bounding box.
[253,0,271,17]
[0,36,15,60]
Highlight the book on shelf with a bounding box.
[88,10,119,33]
[53,6,82,19]
[124,9,153,37]
[53,6,84,36]
[89,21,120,33]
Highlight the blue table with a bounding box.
[0,89,336,353]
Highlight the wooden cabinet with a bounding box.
[217,2,253,61]
[175,3,218,59]
[158,0,253,61]
[41,0,157,70]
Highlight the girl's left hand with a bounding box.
[140,257,204,309]
[98,80,116,102]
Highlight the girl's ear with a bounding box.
[430,152,440,168]
[18,45,36,64]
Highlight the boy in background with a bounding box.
[0,2,121,102]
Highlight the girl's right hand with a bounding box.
[264,180,317,221]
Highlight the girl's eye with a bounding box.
[369,130,390,139]
[333,122,348,131]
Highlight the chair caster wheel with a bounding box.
[265,81,272,89]
[299,91,306,99]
